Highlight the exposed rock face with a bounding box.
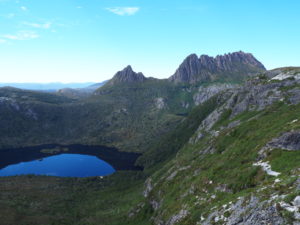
[191,68,300,146]
[268,131,300,151]
[258,130,300,160]
[169,51,266,84]
[143,178,153,198]
[193,84,236,106]
[169,54,210,84]
[166,166,191,181]
[296,178,300,191]
[266,67,300,80]
[128,203,145,218]
[155,98,166,110]
[109,65,146,85]
[294,196,300,207]
[202,196,285,225]
[166,209,189,225]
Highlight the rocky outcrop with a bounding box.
[191,68,300,146]
[108,65,147,85]
[166,166,191,181]
[202,196,285,225]
[169,51,266,84]
[279,195,300,223]
[143,178,153,197]
[166,209,189,225]
[193,84,236,106]
[268,131,300,151]
[266,67,300,80]
[155,98,166,110]
[258,130,300,159]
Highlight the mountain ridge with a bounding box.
[169,51,266,84]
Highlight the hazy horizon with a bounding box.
[1,0,300,83]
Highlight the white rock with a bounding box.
[253,161,281,176]
[271,74,293,81]
[291,119,298,124]
[280,201,298,212]
[293,196,300,207]
[271,195,279,200]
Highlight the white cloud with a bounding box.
[106,7,139,16]
[23,22,52,29]
[20,6,27,11]
[2,31,39,40]
[0,39,7,44]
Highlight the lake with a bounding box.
[0,144,142,177]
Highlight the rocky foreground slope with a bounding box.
[127,67,300,225]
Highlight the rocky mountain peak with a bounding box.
[170,54,204,83]
[109,65,147,85]
[169,51,266,84]
[215,51,266,70]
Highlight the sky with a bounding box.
[0,0,299,83]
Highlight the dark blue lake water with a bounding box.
[0,153,115,177]
[0,144,142,178]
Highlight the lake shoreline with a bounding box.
[0,144,143,176]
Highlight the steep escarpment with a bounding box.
[169,51,266,84]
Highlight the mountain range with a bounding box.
[0,82,104,91]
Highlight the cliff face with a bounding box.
[169,51,266,84]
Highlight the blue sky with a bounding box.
[0,0,299,83]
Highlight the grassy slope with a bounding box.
[130,100,300,224]
[136,94,223,170]
[0,172,145,225]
